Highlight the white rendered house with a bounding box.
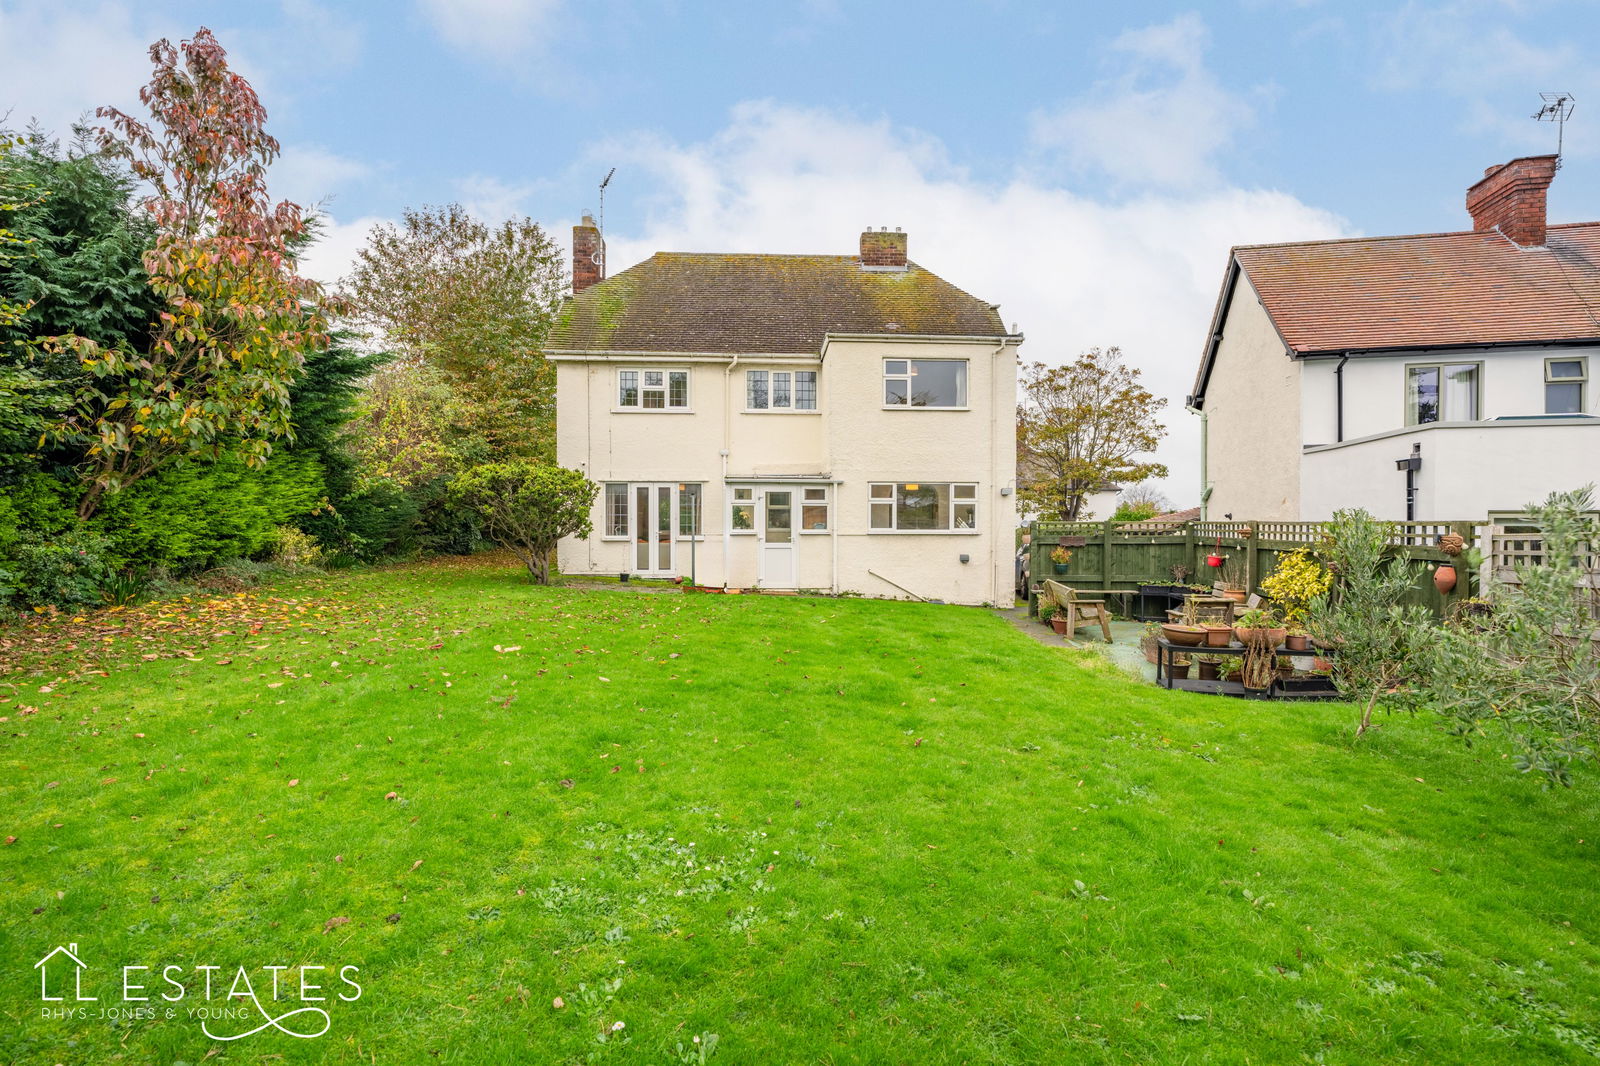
[1190,154,1600,522]
[549,222,1023,606]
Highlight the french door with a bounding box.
[632,483,675,576]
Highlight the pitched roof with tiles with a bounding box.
[1193,220,1600,404]
[547,253,1008,355]
[1233,222,1600,356]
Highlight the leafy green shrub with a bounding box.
[1307,509,1433,736]
[269,525,325,569]
[451,462,595,583]
[1415,487,1600,785]
[6,529,115,608]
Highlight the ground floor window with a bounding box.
[678,483,702,535]
[869,482,978,531]
[730,487,755,532]
[801,486,829,531]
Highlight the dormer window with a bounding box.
[618,368,689,411]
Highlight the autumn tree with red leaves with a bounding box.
[53,27,334,518]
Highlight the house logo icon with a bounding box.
[35,943,96,1002]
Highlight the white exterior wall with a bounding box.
[1203,276,1302,520]
[1301,420,1600,520]
[554,337,1020,606]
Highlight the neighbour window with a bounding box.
[746,369,819,411]
[884,359,967,408]
[604,483,629,537]
[868,482,979,531]
[1406,363,1478,424]
[1546,357,1588,414]
[618,368,689,410]
[801,487,829,531]
[678,483,702,536]
[730,487,755,532]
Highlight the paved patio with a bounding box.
[996,604,1156,682]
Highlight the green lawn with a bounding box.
[2,554,1597,1064]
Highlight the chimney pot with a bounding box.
[572,214,606,293]
[860,227,908,269]
[1466,154,1559,247]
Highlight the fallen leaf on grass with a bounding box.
[559,779,574,789]
[3,836,15,845]
[323,916,350,933]
[552,997,564,1009]
[385,791,399,801]
[410,860,423,871]
[288,779,300,787]
[386,913,401,924]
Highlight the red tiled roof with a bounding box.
[547,253,1007,355]
[1235,221,1600,354]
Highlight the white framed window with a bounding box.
[883,359,967,408]
[604,483,629,537]
[801,486,829,532]
[746,369,818,411]
[678,483,702,536]
[1546,357,1588,414]
[730,486,755,533]
[1405,362,1478,425]
[868,482,978,531]
[618,367,690,411]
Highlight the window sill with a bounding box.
[880,405,971,412]
[611,407,695,414]
[867,529,982,535]
[742,408,821,415]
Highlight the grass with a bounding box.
[2,553,1597,1064]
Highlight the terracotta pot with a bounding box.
[1161,623,1207,647]
[1220,589,1248,603]
[1311,655,1334,673]
[1433,563,1458,596]
[1196,660,1220,681]
[1285,633,1312,652]
[1050,616,1069,634]
[1234,626,1288,648]
[1144,642,1161,665]
[1202,624,1233,647]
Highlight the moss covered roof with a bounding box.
[547,252,1007,354]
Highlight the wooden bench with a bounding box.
[1042,580,1112,643]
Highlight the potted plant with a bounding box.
[1139,622,1163,665]
[1285,626,1312,652]
[1217,657,1242,683]
[1160,622,1207,646]
[1202,623,1234,647]
[1168,654,1192,680]
[1050,546,1073,574]
[1039,602,1059,628]
[1050,610,1070,635]
[1233,607,1287,648]
[1218,558,1248,602]
[1195,656,1221,681]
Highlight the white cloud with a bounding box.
[1029,13,1257,189]
[587,101,1351,503]
[270,144,372,210]
[416,0,562,61]
[300,212,389,288]
[455,174,540,224]
[0,0,167,140]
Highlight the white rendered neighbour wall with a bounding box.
[1204,275,1301,520]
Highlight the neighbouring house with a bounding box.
[548,220,1023,605]
[1190,154,1600,521]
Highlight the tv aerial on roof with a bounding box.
[1533,92,1576,164]
[598,167,616,234]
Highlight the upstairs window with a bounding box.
[746,369,818,411]
[1406,363,1478,425]
[884,359,967,408]
[618,368,690,411]
[1546,358,1588,414]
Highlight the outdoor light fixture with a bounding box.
[904,483,919,491]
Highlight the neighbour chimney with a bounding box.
[859,226,908,269]
[1466,155,1559,247]
[573,213,605,293]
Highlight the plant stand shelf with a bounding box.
[1156,639,1340,701]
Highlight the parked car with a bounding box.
[1015,546,1031,598]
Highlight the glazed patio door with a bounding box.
[758,489,796,588]
[632,483,675,576]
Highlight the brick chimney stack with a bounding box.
[860,226,908,269]
[1466,155,1559,247]
[573,213,605,293]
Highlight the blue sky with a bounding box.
[3,0,1596,503]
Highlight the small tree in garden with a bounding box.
[1260,547,1332,626]
[1307,509,1432,737]
[451,463,596,584]
[1017,349,1168,521]
[53,27,334,518]
[1417,487,1600,786]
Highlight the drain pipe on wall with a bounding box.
[989,337,1007,605]
[720,355,741,589]
[1335,353,1349,442]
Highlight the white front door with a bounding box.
[759,489,796,588]
[632,484,675,576]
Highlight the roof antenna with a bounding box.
[597,168,616,234]
[1533,92,1576,166]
